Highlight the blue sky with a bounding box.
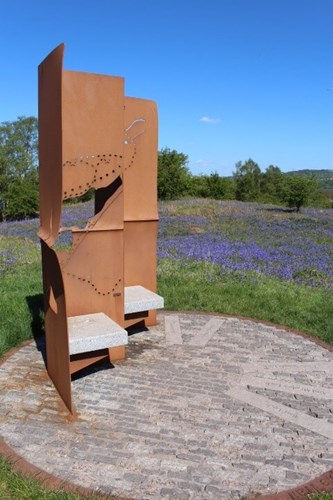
[1,0,332,176]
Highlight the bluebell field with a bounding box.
[1,199,333,288]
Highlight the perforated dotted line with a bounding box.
[65,273,122,296]
[59,145,137,256]
[62,153,124,199]
[125,145,137,171]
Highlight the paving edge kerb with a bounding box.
[0,311,333,499]
[1,434,333,500]
[0,437,109,499]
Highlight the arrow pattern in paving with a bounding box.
[0,311,333,499]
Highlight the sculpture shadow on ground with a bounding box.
[25,295,154,382]
[26,293,46,363]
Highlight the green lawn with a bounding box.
[0,456,110,499]
[1,197,332,498]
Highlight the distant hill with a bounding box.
[284,169,333,191]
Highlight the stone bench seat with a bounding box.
[68,287,163,356]
[68,313,128,355]
[124,285,164,315]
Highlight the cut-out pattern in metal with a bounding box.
[62,154,123,199]
[38,44,161,414]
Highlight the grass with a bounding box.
[0,249,42,358]
[0,456,108,499]
[309,495,333,500]
[1,450,331,499]
[1,198,333,497]
[1,248,332,360]
[158,259,333,344]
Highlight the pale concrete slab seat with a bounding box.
[68,285,163,356]
[68,313,128,355]
[124,285,164,315]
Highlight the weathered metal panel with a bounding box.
[124,221,158,326]
[62,69,125,201]
[62,228,124,326]
[38,44,63,247]
[41,241,73,413]
[124,97,158,221]
[38,43,160,413]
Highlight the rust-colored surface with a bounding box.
[40,241,73,413]
[62,70,125,200]
[124,221,158,289]
[124,221,158,327]
[108,345,126,362]
[62,229,124,324]
[69,350,109,375]
[38,43,159,413]
[38,44,63,247]
[252,468,333,498]
[124,97,158,221]
[0,437,114,499]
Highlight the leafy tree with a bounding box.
[206,172,236,200]
[281,174,319,212]
[190,173,236,200]
[3,172,39,220]
[0,116,38,178]
[158,148,191,200]
[260,165,284,203]
[322,190,333,209]
[0,116,38,220]
[189,175,210,198]
[234,158,261,201]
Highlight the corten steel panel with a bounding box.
[38,43,160,412]
[124,97,158,221]
[61,229,124,326]
[70,350,109,375]
[62,70,125,201]
[124,221,158,326]
[38,44,63,247]
[87,183,124,231]
[41,241,73,413]
[108,345,126,362]
[60,62,125,327]
[39,45,73,414]
[124,221,158,289]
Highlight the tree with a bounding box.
[3,172,39,220]
[233,158,261,201]
[281,175,319,212]
[0,116,38,178]
[158,148,191,200]
[189,175,210,198]
[205,172,235,200]
[260,165,284,203]
[0,116,38,220]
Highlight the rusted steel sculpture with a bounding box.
[38,44,163,414]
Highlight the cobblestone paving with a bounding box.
[1,312,333,499]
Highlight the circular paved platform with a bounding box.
[1,312,333,499]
